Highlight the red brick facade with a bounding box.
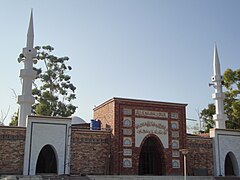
[93,97,187,175]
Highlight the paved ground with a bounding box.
[1,175,240,180]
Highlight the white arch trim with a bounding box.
[225,152,239,176]
[35,144,59,174]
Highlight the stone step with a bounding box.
[2,175,240,180]
[0,175,90,180]
[41,175,90,180]
[214,177,240,180]
[87,175,214,180]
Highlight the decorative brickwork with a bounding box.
[70,127,111,175]
[93,97,187,175]
[0,126,26,174]
[186,134,213,176]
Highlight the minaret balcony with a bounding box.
[212,92,225,100]
[213,114,228,121]
[20,69,37,79]
[17,95,35,105]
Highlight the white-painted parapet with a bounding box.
[211,45,227,129]
[210,128,240,176]
[17,10,38,127]
[23,116,71,175]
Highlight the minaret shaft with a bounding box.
[211,45,227,129]
[17,11,37,127]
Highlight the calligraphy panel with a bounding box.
[135,118,168,148]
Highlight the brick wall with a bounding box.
[0,126,26,175]
[0,123,214,176]
[70,127,111,175]
[0,125,112,176]
[186,134,213,176]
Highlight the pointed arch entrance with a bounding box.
[36,145,57,174]
[138,135,165,175]
[224,152,239,176]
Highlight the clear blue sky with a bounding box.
[0,0,240,130]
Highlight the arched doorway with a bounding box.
[138,136,165,175]
[224,152,239,176]
[36,145,57,174]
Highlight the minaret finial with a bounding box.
[213,44,221,76]
[27,9,34,48]
[211,44,228,129]
[17,10,37,127]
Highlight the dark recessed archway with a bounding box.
[36,145,57,174]
[225,152,239,176]
[138,135,165,175]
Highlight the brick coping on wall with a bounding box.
[93,97,187,111]
[0,126,26,130]
[71,127,111,134]
[187,133,212,139]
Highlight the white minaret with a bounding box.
[17,10,37,127]
[211,44,228,129]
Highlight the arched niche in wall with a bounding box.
[224,151,239,176]
[36,144,58,174]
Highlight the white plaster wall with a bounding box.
[23,116,71,175]
[135,118,168,148]
[210,129,240,176]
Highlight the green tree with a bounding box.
[200,103,215,132]
[224,68,240,129]
[200,68,240,132]
[32,45,77,117]
[9,110,18,126]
